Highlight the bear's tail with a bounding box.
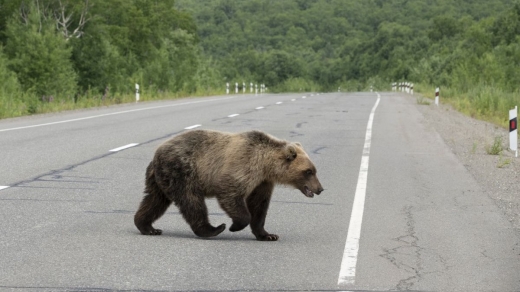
[134,161,172,235]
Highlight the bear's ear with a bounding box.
[284,144,298,161]
[294,142,302,147]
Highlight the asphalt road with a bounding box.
[0,92,518,291]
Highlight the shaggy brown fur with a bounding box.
[134,129,323,241]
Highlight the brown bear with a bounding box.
[134,129,323,241]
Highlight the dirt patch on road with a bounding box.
[414,96,520,232]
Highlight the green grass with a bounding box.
[416,96,431,105]
[486,136,504,155]
[416,83,520,129]
[0,88,226,120]
[497,153,512,168]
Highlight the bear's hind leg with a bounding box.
[247,181,278,241]
[176,194,226,238]
[134,191,172,235]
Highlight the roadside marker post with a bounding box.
[226,83,229,94]
[135,84,140,103]
[435,87,440,106]
[411,83,414,95]
[250,82,253,93]
[235,82,238,94]
[510,106,518,157]
[243,82,246,93]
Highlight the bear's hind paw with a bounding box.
[193,223,226,238]
[256,233,279,241]
[149,228,163,235]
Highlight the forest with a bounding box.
[1,0,520,126]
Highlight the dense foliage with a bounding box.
[1,0,520,124]
[0,0,217,117]
[176,0,518,91]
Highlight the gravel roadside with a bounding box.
[412,94,520,232]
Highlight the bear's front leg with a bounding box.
[247,181,278,241]
[254,232,279,241]
[217,195,251,232]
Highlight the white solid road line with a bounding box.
[338,93,381,286]
[0,186,10,191]
[0,96,238,133]
[184,124,201,130]
[109,143,139,152]
[228,114,239,117]
[255,106,264,110]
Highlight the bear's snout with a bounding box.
[302,184,324,198]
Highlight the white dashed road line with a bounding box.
[302,96,306,99]
[291,99,296,101]
[0,186,10,191]
[276,102,283,105]
[255,107,264,110]
[184,124,201,130]
[338,93,381,286]
[109,143,139,152]
[228,114,239,118]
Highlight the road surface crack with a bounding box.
[380,205,424,290]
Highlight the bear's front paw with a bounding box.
[256,233,279,241]
[140,227,162,235]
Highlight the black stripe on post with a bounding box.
[510,117,517,132]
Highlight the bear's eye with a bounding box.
[305,169,313,175]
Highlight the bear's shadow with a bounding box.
[130,229,256,241]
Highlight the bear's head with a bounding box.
[279,142,324,198]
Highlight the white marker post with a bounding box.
[135,84,140,103]
[243,82,245,93]
[235,82,238,94]
[435,87,440,106]
[410,83,414,95]
[250,82,253,93]
[510,106,518,157]
[255,84,258,96]
[226,83,229,94]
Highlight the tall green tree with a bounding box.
[4,1,77,98]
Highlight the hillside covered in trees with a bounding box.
[176,0,517,90]
[1,0,520,124]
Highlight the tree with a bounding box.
[4,1,77,98]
